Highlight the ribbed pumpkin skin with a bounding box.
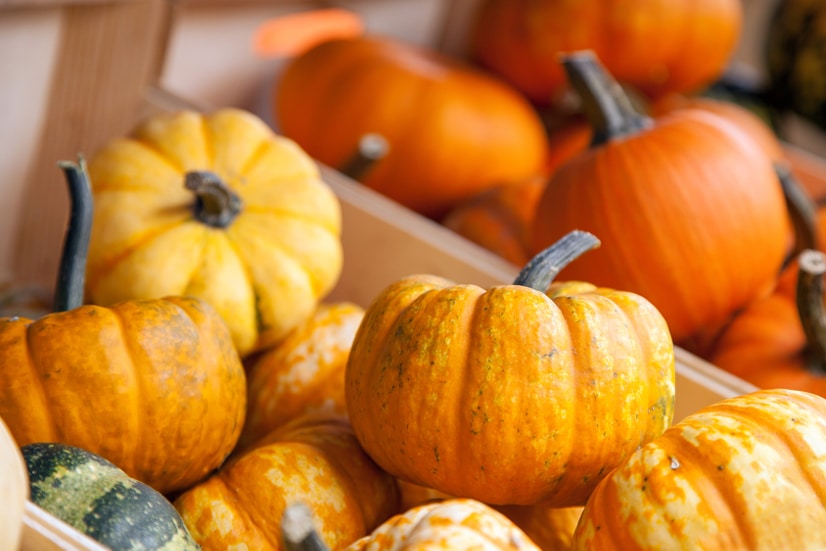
[469,0,742,106]
[0,416,27,551]
[573,389,826,550]
[239,302,365,450]
[0,296,247,495]
[85,108,343,357]
[22,443,198,551]
[347,498,542,551]
[346,275,675,506]
[276,36,549,219]
[531,111,789,344]
[174,415,399,551]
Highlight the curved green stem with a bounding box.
[561,50,653,147]
[514,230,601,292]
[54,157,94,312]
[797,250,826,375]
[185,171,243,228]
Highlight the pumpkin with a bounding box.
[0,160,247,495]
[0,415,27,551]
[282,498,543,551]
[22,442,198,551]
[649,93,787,163]
[239,301,365,450]
[496,503,584,551]
[275,35,549,219]
[440,175,546,266]
[572,388,826,549]
[345,230,675,507]
[765,0,826,133]
[468,0,743,106]
[84,108,343,357]
[530,51,790,345]
[707,249,826,396]
[174,413,399,551]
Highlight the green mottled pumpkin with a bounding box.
[22,442,199,551]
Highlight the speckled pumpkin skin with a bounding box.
[347,498,542,550]
[0,296,247,495]
[239,302,364,450]
[174,414,400,551]
[573,389,826,550]
[346,275,675,507]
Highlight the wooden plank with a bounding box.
[21,501,108,551]
[0,0,133,8]
[13,0,172,288]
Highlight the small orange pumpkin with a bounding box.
[276,35,549,219]
[0,160,246,495]
[175,414,400,551]
[468,0,743,106]
[346,230,675,506]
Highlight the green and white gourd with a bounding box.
[22,443,200,551]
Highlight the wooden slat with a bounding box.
[0,0,134,8]
[21,501,108,551]
[13,0,172,288]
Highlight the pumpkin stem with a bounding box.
[514,230,600,291]
[797,250,826,375]
[185,170,243,228]
[777,162,819,268]
[281,502,332,551]
[54,157,94,313]
[339,133,389,181]
[561,51,653,146]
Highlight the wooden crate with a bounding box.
[1,0,821,548]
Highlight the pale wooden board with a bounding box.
[21,502,108,551]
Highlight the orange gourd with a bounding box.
[572,388,826,549]
[709,249,826,396]
[276,35,549,219]
[175,414,399,551]
[346,230,675,506]
[469,0,742,106]
[239,302,364,450]
[0,160,246,495]
[531,51,790,345]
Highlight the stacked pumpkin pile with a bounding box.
[1,1,826,550]
[272,0,826,397]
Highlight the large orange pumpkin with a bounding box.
[346,230,675,507]
[0,160,246,495]
[468,0,742,106]
[531,51,790,345]
[572,388,826,549]
[276,35,549,219]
